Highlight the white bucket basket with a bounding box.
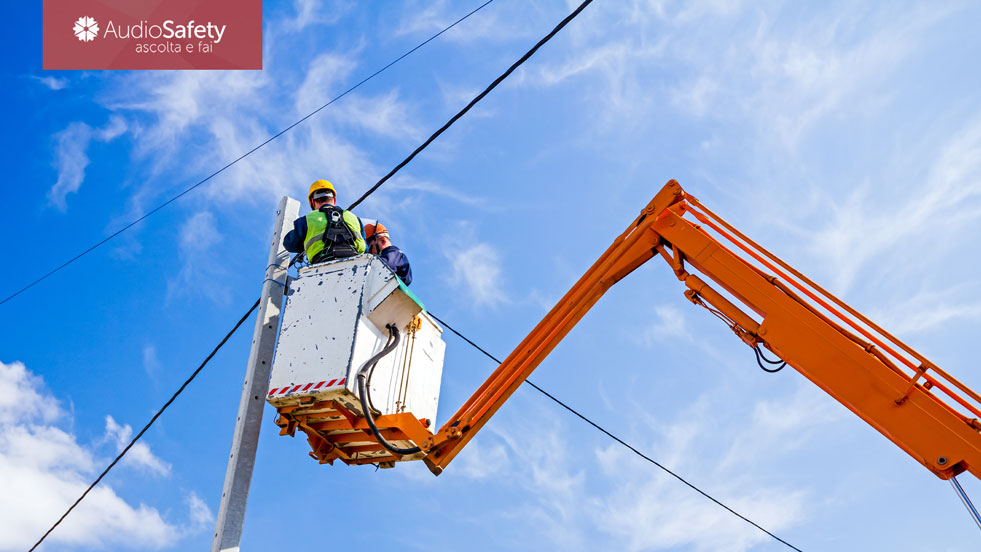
[268,255,445,461]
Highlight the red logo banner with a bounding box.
[43,0,262,70]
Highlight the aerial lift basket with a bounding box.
[268,255,445,466]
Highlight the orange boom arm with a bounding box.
[421,180,981,481]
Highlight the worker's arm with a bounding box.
[378,246,412,285]
[282,217,307,253]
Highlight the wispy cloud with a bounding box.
[462,390,819,551]
[48,123,92,211]
[395,0,540,45]
[452,437,511,480]
[282,0,351,33]
[183,492,213,535]
[294,52,358,114]
[143,344,161,383]
[0,361,195,550]
[48,116,128,210]
[515,1,951,147]
[387,174,488,207]
[33,75,68,90]
[168,210,231,304]
[639,305,692,346]
[868,284,981,337]
[442,222,508,309]
[806,115,981,293]
[100,43,422,213]
[719,383,847,470]
[102,415,171,476]
[330,89,423,142]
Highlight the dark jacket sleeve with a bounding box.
[378,246,412,286]
[283,216,307,253]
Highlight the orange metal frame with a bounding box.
[419,180,981,480]
[275,399,433,466]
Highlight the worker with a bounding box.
[363,219,412,286]
[283,180,366,263]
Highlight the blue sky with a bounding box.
[4,0,981,550]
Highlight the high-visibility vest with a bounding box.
[303,206,366,263]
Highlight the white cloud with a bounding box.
[107,69,271,172]
[436,79,492,116]
[178,210,220,254]
[0,361,59,426]
[103,416,171,477]
[452,437,510,480]
[98,114,128,141]
[294,52,358,114]
[806,115,981,293]
[868,285,981,337]
[388,174,487,207]
[514,1,950,147]
[442,223,508,309]
[670,75,718,118]
[184,492,213,534]
[48,122,93,211]
[34,75,68,90]
[452,243,506,307]
[168,210,231,304]
[48,117,129,210]
[331,90,422,142]
[639,305,691,345]
[143,344,161,382]
[486,412,588,550]
[102,48,418,213]
[0,361,195,550]
[522,39,667,130]
[719,383,847,470]
[395,0,537,45]
[467,391,817,551]
[282,0,351,33]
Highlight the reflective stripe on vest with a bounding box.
[303,211,329,262]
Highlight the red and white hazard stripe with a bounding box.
[267,378,346,397]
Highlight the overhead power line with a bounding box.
[428,312,805,552]
[29,1,603,546]
[347,0,595,210]
[28,298,261,552]
[0,0,495,308]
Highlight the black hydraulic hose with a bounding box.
[357,325,399,417]
[357,324,423,456]
[754,345,787,373]
[365,329,397,414]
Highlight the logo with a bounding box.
[45,0,262,70]
[73,16,99,42]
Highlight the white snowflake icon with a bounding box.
[73,16,99,42]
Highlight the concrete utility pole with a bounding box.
[212,196,299,552]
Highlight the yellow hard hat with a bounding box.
[308,180,336,209]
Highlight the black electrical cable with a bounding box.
[428,312,804,552]
[0,0,496,308]
[357,324,423,456]
[28,298,261,552]
[346,0,595,210]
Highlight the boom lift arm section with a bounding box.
[421,180,981,481]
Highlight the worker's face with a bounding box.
[370,234,391,254]
[312,195,335,209]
